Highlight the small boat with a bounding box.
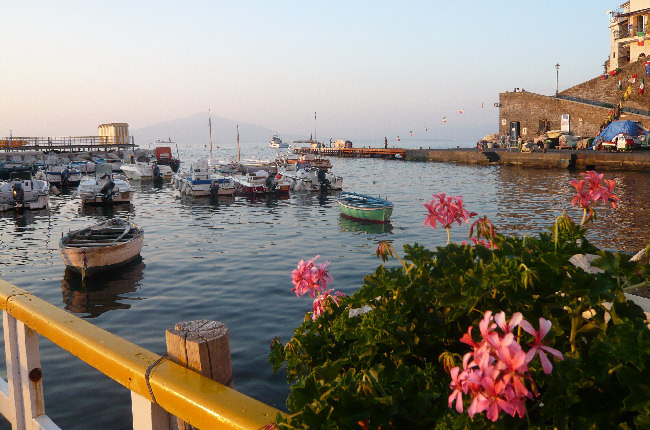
[45,164,82,187]
[0,171,49,211]
[0,160,33,180]
[69,160,96,174]
[337,192,393,223]
[59,218,144,280]
[120,162,173,181]
[232,168,290,195]
[269,134,289,149]
[173,159,236,197]
[154,145,181,173]
[76,163,134,205]
[282,163,343,192]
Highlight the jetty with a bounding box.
[295,145,650,172]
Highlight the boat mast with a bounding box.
[209,108,212,162]
[237,124,240,163]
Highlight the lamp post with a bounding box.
[555,63,560,97]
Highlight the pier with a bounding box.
[295,146,406,159]
[0,136,136,153]
[296,146,650,172]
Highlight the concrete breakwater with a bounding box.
[405,148,650,172]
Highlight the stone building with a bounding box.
[608,0,650,71]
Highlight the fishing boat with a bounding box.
[59,218,144,280]
[154,144,181,173]
[76,163,134,205]
[0,171,49,211]
[69,160,96,174]
[269,134,289,149]
[120,162,173,181]
[337,192,393,223]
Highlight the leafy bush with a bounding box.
[269,174,650,429]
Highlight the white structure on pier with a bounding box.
[98,123,130,146]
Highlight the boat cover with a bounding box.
[591,120,641,149]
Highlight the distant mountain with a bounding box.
[130,112,279,149]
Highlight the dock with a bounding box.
[295,146,650,172]
[0,136,136,153]
[295,146,406,159]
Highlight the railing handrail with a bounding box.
[0,278,281,429]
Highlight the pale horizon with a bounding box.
[2,1,614,141]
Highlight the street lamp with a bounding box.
[555,63,560,96]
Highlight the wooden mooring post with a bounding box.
[165,320,233,430]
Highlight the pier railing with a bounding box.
[0,136,136,152]
[0,278,281,429]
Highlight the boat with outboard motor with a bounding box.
[75,163,134,205]
[59,218,144,280]
[0,171,49,211]
[337,192,393,223]
[44,164,82,187]
[282,162,343,192]
[154,144,181,173]
[231,169,290,195]
[173,159,236,197]
[121,162,173,181]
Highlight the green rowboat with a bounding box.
[337,192,393,223]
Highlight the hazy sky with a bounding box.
[2,1,616,140]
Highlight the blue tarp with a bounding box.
[591,120,640,149]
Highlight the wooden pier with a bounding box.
[0,136,136,153]
[295,146,406,159]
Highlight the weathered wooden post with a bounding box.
[165,320,233,430]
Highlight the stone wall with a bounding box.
[498,91,650,139]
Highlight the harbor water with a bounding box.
[1,139,649,429]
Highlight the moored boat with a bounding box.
[337,192,393,223]
[155,145,181,172]
[0,171,49,211]
[76,163,134,205]
[45,164,82,187]
[269,134,289,149]
[174,159,236,197]
[121,162,173,181]
[59,218,144,280]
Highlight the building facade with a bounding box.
[608,0,650,70]
[98,123,130,145]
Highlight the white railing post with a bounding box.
[3,311,25,429]
[131,392,170,430]
[16,320,59,430]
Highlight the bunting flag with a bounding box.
[397,136,401,141]
[459,109,464,114]
[443,117,447,124]
[481,102,484,108]
[425,127,428,131]
[410,130,413,136]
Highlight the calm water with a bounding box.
[1,140,649,429]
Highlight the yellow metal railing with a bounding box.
[0,278,282,429]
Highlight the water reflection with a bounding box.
[0,208,50,231]
[60,260,146,318]
[338,215,394,234]
[78,203,135,217]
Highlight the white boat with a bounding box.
[70,160,96,174]
[282,164,343,192]
[120,162,173,181]
[174,159,235,197]
[45,164,82,187]
[76,163,134,205]
[0,171,49,211]
[269,134,289,149]
[231,169,291,195]
[59,218,144,280]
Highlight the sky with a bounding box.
[1,1,617,141]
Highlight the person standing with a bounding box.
[384,136,388,149]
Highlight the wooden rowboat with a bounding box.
[59,218,144,280]
[337,192,393,224]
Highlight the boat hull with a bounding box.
[59,221,144,278]
[337,192,393,223]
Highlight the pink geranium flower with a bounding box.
[446,311,564,422]
[519,317,564,374]
[291,255,333,297]
[569,170,619,225]
[424,193,477,244]
[311,289,345,320]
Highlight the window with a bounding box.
[501,119,506,126]
[522,127,527,135]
